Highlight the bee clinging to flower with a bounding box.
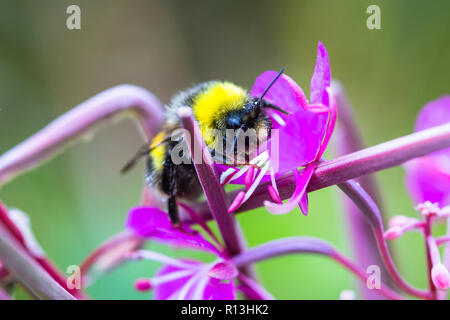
[121,69,288,226]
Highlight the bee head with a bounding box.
[224,99,264,131]
[225,65,289,133]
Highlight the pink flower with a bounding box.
[405,96,450,206]
[384,203,450,291]
[385,97,450,292]
[126,207,270,300]
[221,41,337,215]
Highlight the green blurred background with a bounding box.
[0,0,449,299]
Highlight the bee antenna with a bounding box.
[259,67,286,101]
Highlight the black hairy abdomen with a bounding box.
[146,143,202,201]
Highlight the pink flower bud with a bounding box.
[416,201,440,217]
[431,264,450,290]
[389,215,410,228]
[134,278,152,292]
[384,227,403,240]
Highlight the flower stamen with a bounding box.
[129,250,197,269]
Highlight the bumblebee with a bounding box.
[122,68,287,226]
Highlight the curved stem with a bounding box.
[178,107,243,256]
[338,180,432,299]
[0,222,75,300]
[178,107,257,284]
[0,84,164,187]
[231,237,402,300]
[0,202,84,299]
[190,123,450,220]
[330,81,384,206]
[331,80,391,299]
[439,218,450,300]
[436,235,450,246]
[80,231,144,280]
[424,224,437,299]
[0,85,164,299]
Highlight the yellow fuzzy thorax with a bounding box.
[149,131,167,171]
[193,82,247,145]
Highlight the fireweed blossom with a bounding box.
[405,96,450,207]
[0,38,450,300]
[220,42,337,215]
[125,207,272,300]
[385,96,450,292]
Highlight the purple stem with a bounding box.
[177,107,258,285]
[231,237,402,300]
[439,219,450,300]
[338,180,432,299]
[79,230,144,279]
[424,219,437,299]
[436,234,450,246]
[0,221,75,300]
[330,81,383,202]
[237,273,274,300]
[331,80,390,299]
[0,84,164,186]
[191,122,450,219]
[178,107,244,257]
[0,85,164,299]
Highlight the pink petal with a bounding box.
[299,193,309,216]
[405,156,450,206]
[269,109,327,173]
[415,96,450,131]
[154,264,196,300]
[126,207,171,235]
[126,207,221,255]
[207,261,238,280]
[316,89,337,160]
[404,96,450,206]
[250,71,309,128]
[310,41,331,105]
[415,95,450,157]
[154,265,235,300]
[203,278,235,300]
[264,163,316,215]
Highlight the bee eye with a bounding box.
[226,114,242,129]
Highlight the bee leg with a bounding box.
[168,196,197,236]
[167,195,180,227]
